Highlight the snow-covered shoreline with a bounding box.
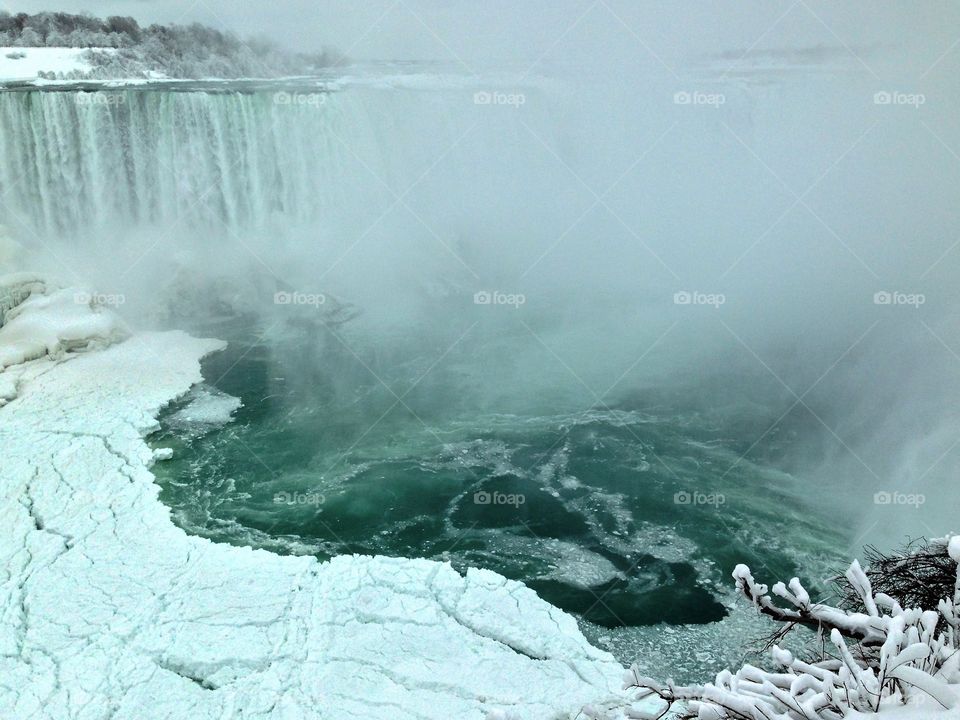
[0,279,625,719]
[0,46,116,82]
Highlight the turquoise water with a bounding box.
[151,315,846,670]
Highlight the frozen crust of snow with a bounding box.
[0,282,127,371]
[847,705,960,719]
[0,275,128,406]
[0,316,624,717]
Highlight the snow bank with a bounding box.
[847,704,960,719]
[0,279,625,719]
[0,47,114,81]
[0,274,127,405]
[0,276,127,370]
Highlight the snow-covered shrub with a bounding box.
[609,536,960,719]
[838,539,960,614]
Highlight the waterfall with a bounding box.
[0,89,384,238]
[0,80,566,330]
[0,83,555,283]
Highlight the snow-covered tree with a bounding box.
[14,28,42,47]
[598,536,960,720]
[44,30,67,47]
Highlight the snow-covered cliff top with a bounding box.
[0,46,117,82]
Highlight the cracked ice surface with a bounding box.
[0,310,624,718]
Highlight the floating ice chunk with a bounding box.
[541,540,623,589]
[167,385,241,430]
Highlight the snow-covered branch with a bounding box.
[602,538,960,720]
[732,561,889,645]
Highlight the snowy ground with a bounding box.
[0,47,116,82]
[0,276,628,719]
[848,707,960,720]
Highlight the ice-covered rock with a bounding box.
[0,274,127,407]
[0,282,625,719]
[0,274,127,371]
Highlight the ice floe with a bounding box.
[165,384,242,437]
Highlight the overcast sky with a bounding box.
[5,0,960,71]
